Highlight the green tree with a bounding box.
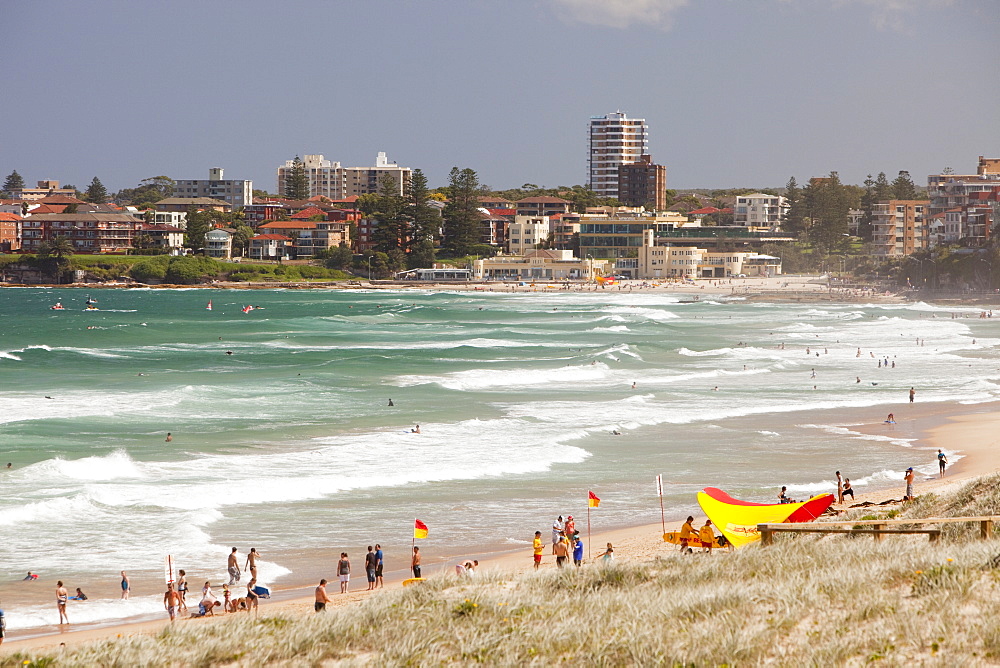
[782,177,806,236]
[230,223,255,257]
[407,168,440,248]
[323,244,354,270]
[408,238,436,269]
[891,170,917,200]
[184,206,212,250]
[803,172,851,250]
[858,174,876,242]
[370,174,408,253]
[133,233,155,250]
[441,167,481,256]
[85,176,109,203]
[115,176,175,207]
[3,170,25,195]
[874,172,891,201]
[284,156,309,200]
[37,235,75,283]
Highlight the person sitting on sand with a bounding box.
[778,486,794,503]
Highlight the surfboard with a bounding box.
[164,555,174,584]
[662,531,724,549]
[401,577,425,587]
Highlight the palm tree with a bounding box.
[38,236,75,283]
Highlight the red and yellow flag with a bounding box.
[588,491,601,508]
[414,519,428,539]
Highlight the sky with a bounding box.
[3,0,998,193]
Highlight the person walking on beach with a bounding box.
[909,387,916,403]
[337,553,351,593]
[315,579,331,612]
[573,536,584,567]
[163,582,180,621]
[904,467,915,500]
[245,548,260,579]
[227,547,241,584]
[598,542,615,563]
[836,471,844,504]
[938,450,948,477]
[679,516,695,554]
[56,581,69,624]
[374,544,384,588]
[176,569,188,612]
[0,597,6,646]
[533,531,543,570]
[365,546,377,591]
[411,546,422,578]
[120,571,130,599]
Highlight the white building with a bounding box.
[733,193,787,228]
[173,168,253,209]
[588,111,648,199]
[473,250,607,281]
[507,215,550,255]
[276,152,411,199]
[205,228,234,259]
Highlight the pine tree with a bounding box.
[858,174,876,242]
[3,170,25,194]
[803,171,851,250]
[370,174,408,253]
[284,156,310,200]
[184,206,212,250]
[890,170,917,200]
[85,176,109,203]
[441,167,481,256]
[782,177,806,236]
[874,172,891,201]
[407,168,440,251]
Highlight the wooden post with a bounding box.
[873,523,884,543]
[759,525,772,546]
[982,519,993,540]
[929,530,940,543]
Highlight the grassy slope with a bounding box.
[7,475,1000,667]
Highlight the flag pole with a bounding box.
[657,474,666,534]
[587,502,591,560]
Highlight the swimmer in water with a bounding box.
[166,433,173,442]
[411,425,421,434]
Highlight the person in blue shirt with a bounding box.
[374,544,384,588]
[0,600,6,646]
[573,536,584,567]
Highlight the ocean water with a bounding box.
[1,287,998,631]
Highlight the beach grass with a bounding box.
[8,475,1000,666]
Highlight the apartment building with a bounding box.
[0,212,20,251]
[618,155,667,210]
[205,228,234,259]
[154,197,231,213]
[630,231,781,279]
[514,196,572,217]
[276,152,411,199]
[7,180,77,200]
[872,200,927,257]
[588,111,648,199]
[20,213,141,253]
[733,193,787,228]
[473,250,608,281]
[173,168,253,209]
[507,216,550,255]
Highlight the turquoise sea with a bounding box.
[1,286,998,630]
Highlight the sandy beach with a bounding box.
[6,398,999,655]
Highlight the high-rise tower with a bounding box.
[588,111,648,199]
